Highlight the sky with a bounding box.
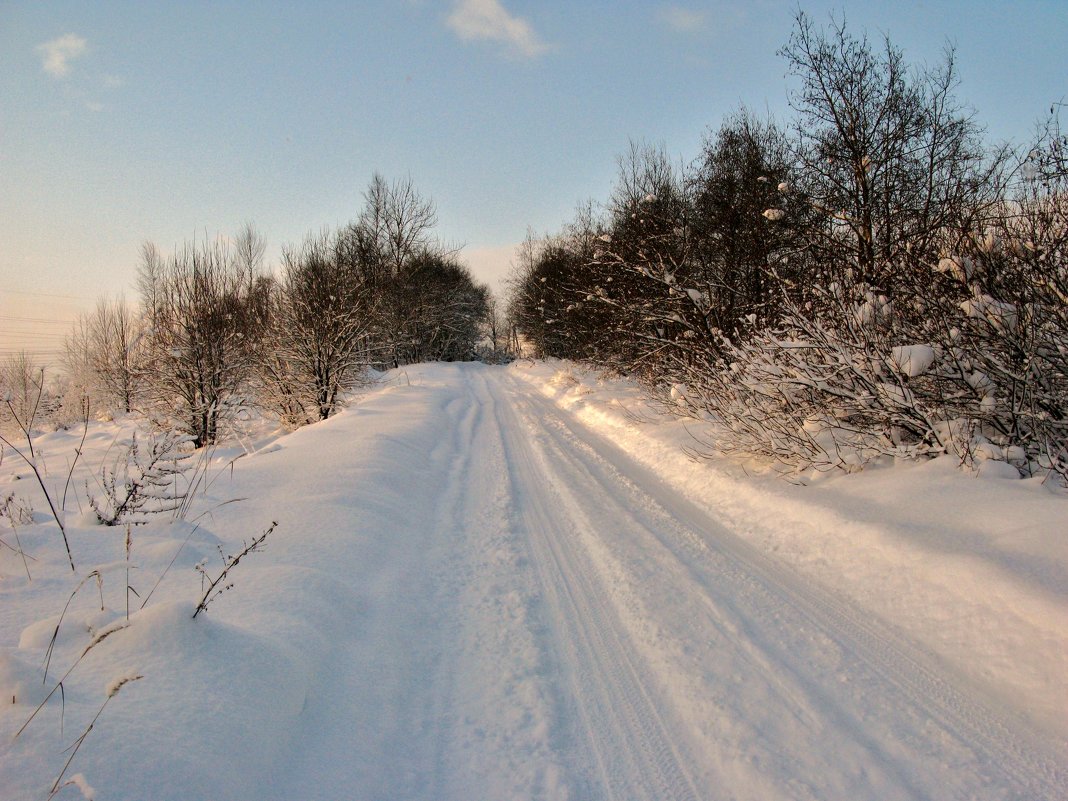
[2,0,1065,363]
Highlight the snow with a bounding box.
[2,362,1065,800]
[888,344,936,377]
[936,254,973,282]
[683,287,706,307]
[513,362,1067,728]
[104,672,142,699]
[961,293,1018,331]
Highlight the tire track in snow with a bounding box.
[506,387,934,797]
[503,369,1066,800]
[418,376,485,799]
[426,368,565,800]
[487,371,705,801]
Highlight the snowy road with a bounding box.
[6,363,1062,800]
[255,364,1063,800]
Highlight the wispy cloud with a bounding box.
[36,33,88,78]
[659,6,707,34]
[447,0,549,59]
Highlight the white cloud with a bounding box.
[659,6,707,34]
[36,33,88,78]
[447,0,548,59]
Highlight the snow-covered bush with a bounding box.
[951,122,1068,480]
[672,284,969,474]
[673,239,1066,479]
[87,431,194,526]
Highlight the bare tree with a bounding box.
[137,241,165,330]
[586,143,703,378]
[0,352,48,435]
[482,294,507,356]
[350,174,469,367]
[505,15,1063,480]
[781,12,1003,291]
[509,230,602,361]
[139,236,261,447]
[255,228,376,425]
[63,297,145,415]
[689,110,810,334]
[233,221,268,295]
[358,173,440,277]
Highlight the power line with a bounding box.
[3,289,85,301]
[0,327,68,334]
[0,341,67,347]
[0,343,67,348]
[0,315,77,323]
[0,328,67,335]
[0,329,68,336]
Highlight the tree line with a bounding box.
[36,174,492,445]
[509,13,1067,479]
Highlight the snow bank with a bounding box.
[0,410,338,799]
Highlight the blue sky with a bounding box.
[2,0,1065,359]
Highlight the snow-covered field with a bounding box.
[1,361,1065,800]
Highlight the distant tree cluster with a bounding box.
[34,174,491,445]
[509,13,1067,480]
